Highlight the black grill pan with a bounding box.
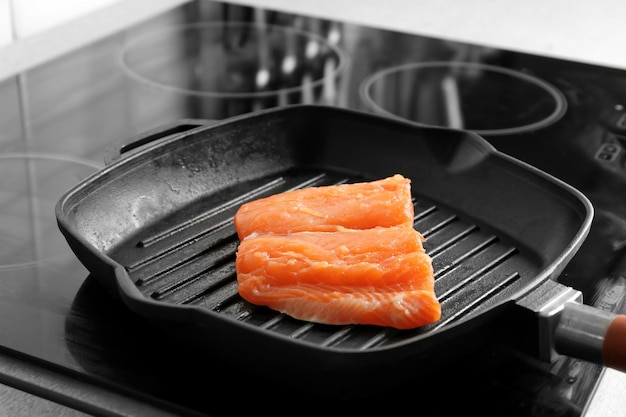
[56,105,606,395]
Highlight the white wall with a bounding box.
[10,0,123,39]
[0,0,191,82]
[0,0,11,47]
[0,0,122,47]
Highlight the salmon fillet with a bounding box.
[234,174,414,240]
[236,226,440,329]
[234,174,441,329]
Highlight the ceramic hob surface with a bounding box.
[1,1,626,415]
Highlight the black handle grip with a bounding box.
[104,119,215,165]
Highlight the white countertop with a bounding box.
[226,0,626,70]
[583,368,626,417]
[0,0,190,82]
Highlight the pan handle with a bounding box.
[555,302,626,372]
[104,119,216,165]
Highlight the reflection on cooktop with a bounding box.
[360,61,567,135]
[66,276,595,416]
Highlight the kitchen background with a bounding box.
[2,0,626,141]
[2,0,626,155]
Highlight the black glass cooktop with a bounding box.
[1,1,626,415]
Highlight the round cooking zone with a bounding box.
[359,61,568,136]
[0,154,102,271]
[121,21,348,121]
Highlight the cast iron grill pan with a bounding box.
[56,105,591,394]
[111,170,528,339]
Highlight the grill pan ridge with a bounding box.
[110,169,528,350]
[55,105,592,394]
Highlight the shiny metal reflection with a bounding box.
[121,21,348,120]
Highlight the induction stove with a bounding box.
[1,1,625,415]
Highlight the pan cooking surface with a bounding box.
[108,168,535,349]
